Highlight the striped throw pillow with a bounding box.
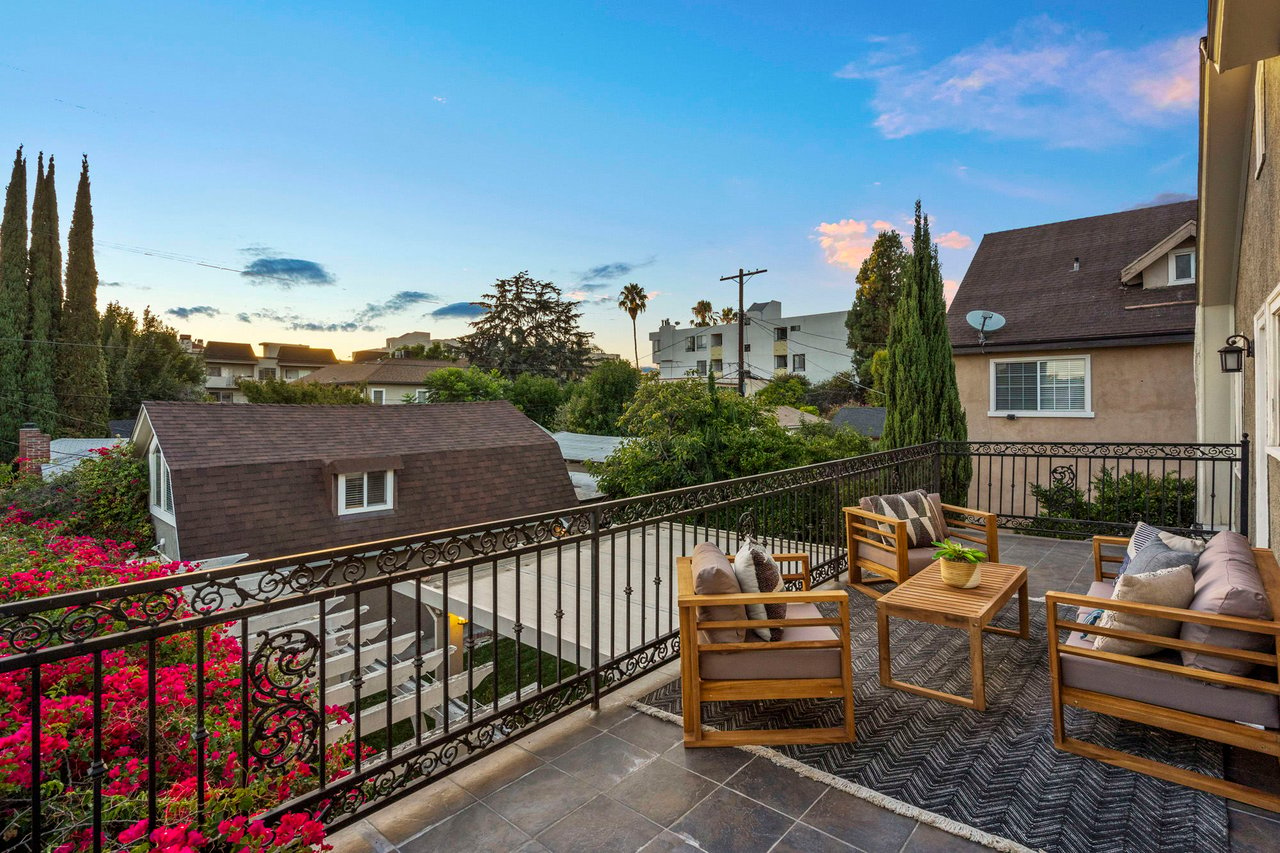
[871,490,939,549]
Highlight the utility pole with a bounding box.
[719,267,767,395]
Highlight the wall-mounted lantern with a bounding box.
[1218,334,1255,373]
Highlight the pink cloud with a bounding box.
[936,230,973,249]
[814,219,877,270]
[944,279,960,306]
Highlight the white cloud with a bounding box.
[837,17,1198,148]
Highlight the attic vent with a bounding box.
[1072,257,1080,272]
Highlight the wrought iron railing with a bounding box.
[943,438,1249,539]
[0,443,938,852]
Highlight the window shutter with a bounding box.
[366,471,388,506]
[344,474,365,510]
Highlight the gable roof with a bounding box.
[275,345,338,366]
[202,341,258,363]
[1120,219,1197,284]
[947,200,1198,353]
[302,359,464,386]
[830,406,886,438]
[135,401,579,561]
[772,405,824,430]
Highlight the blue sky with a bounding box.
[1,1,1203,361]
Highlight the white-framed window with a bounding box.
[710,359,723,375]
[207,365,222,377]
[789,325,800,332]
[793,353,806,371]
[1169,249,1196,285]
[284,368,301,380]
[710,333,723,347]
[149,441,175,521]
[774,355,787,369]
[743,344,751,353]
[415,388,431,403]
[258,367,277,380]
[369,388,386,404]
[684,338,696,353]
[775,327,788,341]
[213,391,234,403]
[989,356,1092,418]
[696,360,707,375]
[338,470,393,515]
[696,335,707,350]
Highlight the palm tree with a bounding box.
[719,306,738,325]
[691,299,714,327]
[617,282,649,367]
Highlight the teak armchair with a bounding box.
[677,551,855,747]
[1047,536,1280,812]
[843,497,999,598]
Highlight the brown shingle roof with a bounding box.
[202,341,258,363]
[947,200,1197,353]
[275,345,338,366]
[302,359,465,386]
[140,401,578,561]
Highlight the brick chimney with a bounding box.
[17,423,50,477]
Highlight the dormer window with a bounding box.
[1170,249,1196,285]
[338,470,394,515]
[149,441,174,519]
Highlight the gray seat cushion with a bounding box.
[1062,582,1279,728]
[856,542,937,578]
[699,602,842,681]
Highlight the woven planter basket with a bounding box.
[939,558,982,589]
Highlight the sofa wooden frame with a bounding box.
[677,552,855,748]
[1046,535,1280,812]
[843,502,1000,599]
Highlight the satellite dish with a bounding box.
[965,310,1006,345]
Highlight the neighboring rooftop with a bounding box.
[302,359,464,386]
[947,200,1198,353]
[43,437,124,480]
[550,431,628,464]
[831,406,886,438]
[773,405,825,430]
[134,401,579,561]
[274,344,339,366]
[201,341,258,363]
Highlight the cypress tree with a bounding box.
[25,153,62,431]
[55,155,108,437]
[880,200,970,503]
[0,146,28,457]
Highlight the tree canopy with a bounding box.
[754,373,811,409]
[98,305,204,417]
[557,358,641,436]
[845,229,907,402]
[617,283,648,368]
[506,374,563,427]
[593,377,872,497]
[880,201,970,501]
[419,366,510,402]
[459,271,592,381]
[394,341,457,361]
[237,378,370,404]
[0,147,29,455]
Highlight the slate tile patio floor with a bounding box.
[327,534,1280,853]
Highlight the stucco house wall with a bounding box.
[1235,55,1280,545]
[955,344,1197,444]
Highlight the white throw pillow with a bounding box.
[1094,564,1195,656]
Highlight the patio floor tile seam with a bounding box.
[533,791,668,850]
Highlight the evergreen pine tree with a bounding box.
[880,200,970,502]
[0,147,29,457]
[844,229,907,400]
[55,155,109,437]
[25,153,62,431]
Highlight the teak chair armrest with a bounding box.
[1092,535,1129,581]
[842,506,905,547]
[1046,591,1280,636]
[772,553,811,589]
[1053,617,1278,667]
[940,503,995,522]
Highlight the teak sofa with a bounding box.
[843,492,999,598]
[677,544,855,747]
[1046,533,1280,811]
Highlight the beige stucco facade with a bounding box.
[1233,55,1280,547]
[955,343,1197,444]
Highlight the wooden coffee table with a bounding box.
[875,560,1028,711]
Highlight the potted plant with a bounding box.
[932,539,988,588]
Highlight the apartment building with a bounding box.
[647,300,851,384]
[202,341,339,402]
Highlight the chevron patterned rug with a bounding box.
[634,595,1228,853]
